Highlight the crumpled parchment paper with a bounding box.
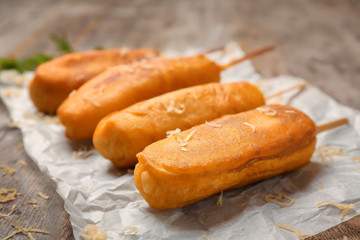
[1,43,360,240]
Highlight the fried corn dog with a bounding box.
[57,45,274,140]
[93,82,265,168]
[58,55,222,139]
[134,105,317,209]
[29,48,159,113]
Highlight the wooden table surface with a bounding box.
[0,0,359,239]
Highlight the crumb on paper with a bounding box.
[316,146,347,167]
[72,146,96,160]
[18,160,27,166]
[319,184,324,190]
[205,121,222,128]
[0,188,18,203]
[317,201,355,220]
[80,224,107,240]
[277,222,310,240]
[265,192,295,208]
[1,164,16,176]
[0,204,16,218]
[2,221,49,240]
[216,191,223,206]
[23,112,60,125]
[38,192,49,200]
[205,236,212,240]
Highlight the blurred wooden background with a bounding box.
[0,0,359,239]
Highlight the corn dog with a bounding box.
[29,48,159,113]
[58,45,274,140]
[93,82,265,168]
[134,105,318,209]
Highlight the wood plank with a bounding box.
[0,100,74,240]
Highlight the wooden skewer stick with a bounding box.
[265,82,307,100]
[317,118,349,133]
[220,45,275,70]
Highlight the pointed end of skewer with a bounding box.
[317,118,349,134]
[220,44,275,70]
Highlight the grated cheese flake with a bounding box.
[173,129,197,151]
[265,192,295,208]
[7,121,34,128]
[3,88,21,98]
[72,146,96,160]
[162,100,186,114]
[205,121,222,128]
[256,107,277,116]
[285,110,296,114]
[288,179,298,191]
[317,201,355,220]
[0,188,18,203]
[243,122,256,133]
[23,112,60,125]
[277,222,311,240]
[316,146,347,167]
[216,191,223,206]
[80,224,107,240]
[18,160,27,166]
[0,204,16,218]
[1,164,16,176]
[38,192,49,200]
[27,199,40,211]
[166,128,181,138]
[184,129,197,142]
[180,147,188,152]
[2,221,50,240]
[122,226,138,236]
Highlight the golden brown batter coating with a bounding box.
[93,82,265,168]
[29,48,159,113]
[134,105,317,209]
[57,55,221,140]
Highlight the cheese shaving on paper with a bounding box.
[205,121,222,128]
[0,204,16,218]
[317,201,355,220]
[18,160,27,166]
[80,224,107,240]
[216,191,223,206]
[162,100,186,114]
[277,223,311,240]
[2,221,50,240]
[7,121,34,128]
[316,146,347,167]
[256,107,277,116]
[243,122,256,133]
[265,192,295,207]
[27,199,40,211]
[3,88,21,98]
[122,227,138,236]
[38,192,49,200]
[72,146,96,160]
[1,164,16,176]
[23,112,60,125]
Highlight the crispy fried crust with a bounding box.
[134,105,317,209]
[29,48,159,113]
[58,55,221,140]
[93,82,265,168]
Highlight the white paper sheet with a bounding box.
[1,43,360,240]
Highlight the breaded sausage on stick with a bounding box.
[134,105,348,209]
[93,82,306,168]
[29,48,160,114]
[58,45,274,140]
